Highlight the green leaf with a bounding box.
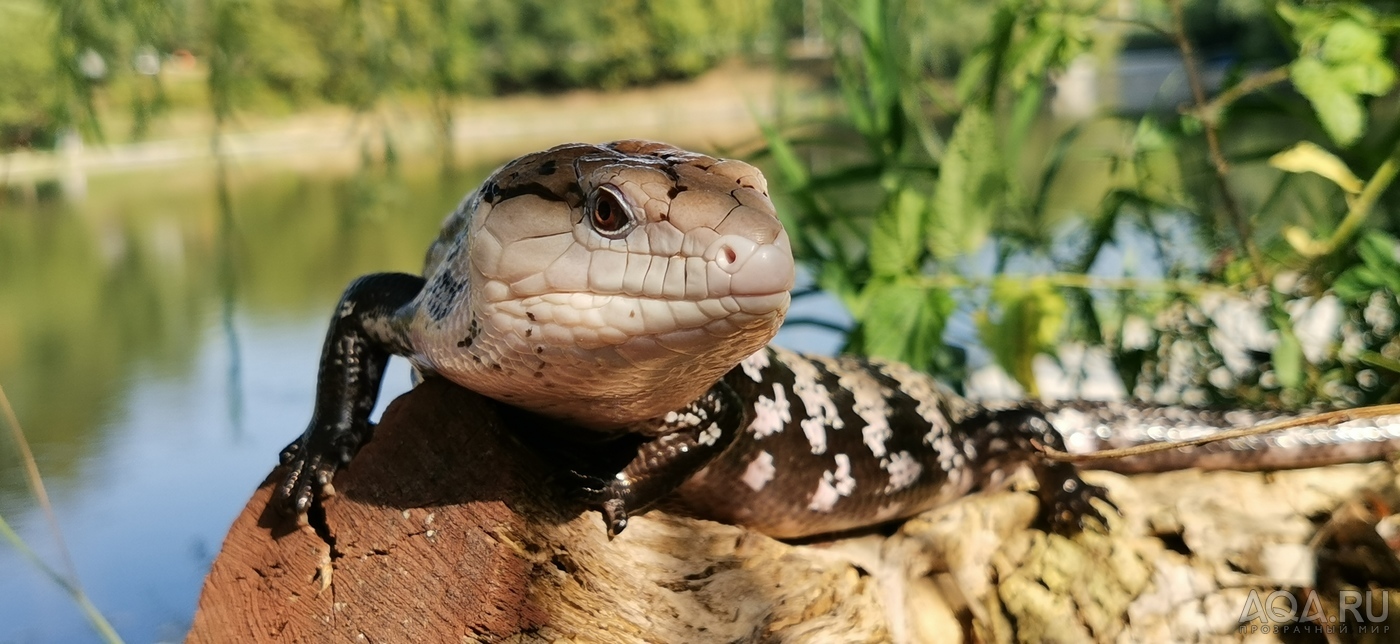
[1272,330,1304,391]
[1179,113,1203,137]
[1009,30,1059,89]
[870,186,929,277]
[858,280,953,369]
[977,278,1067,396]
[1291,56,1366,146]
[1284,12,1396,147]
[1277,2,1328,44]
[1360,350,1400,375]
[1131,116,1170,153]
[1007,78,1045,160]
[928,106,1001,260]
[1321,19,1384,64]
[1268,141,1363,193]
[1354,231,1400,292]
[954,50,991,104]
[1333,267,1381,301]
[757,122,811,191]
[1357,231,1400,265]
[1333,59,1396,97]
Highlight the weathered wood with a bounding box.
[188,379,1400,642]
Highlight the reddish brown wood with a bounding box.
[187,380,550,642]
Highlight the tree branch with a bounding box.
[1167,0,1267,283]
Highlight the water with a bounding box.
[0,158,479,642]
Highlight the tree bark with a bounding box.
[187,378,1400,643]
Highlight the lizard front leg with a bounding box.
[967,407,1116,534]
[575,382,749,537]
[276,273,425,515]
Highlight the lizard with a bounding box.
[275,139,1400,540]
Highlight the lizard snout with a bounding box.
[709,231,795,296]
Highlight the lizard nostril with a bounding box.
[710,238,753,272]
[707,232,795,295]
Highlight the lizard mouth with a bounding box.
[491,230,796,351]
[505,290,789,352]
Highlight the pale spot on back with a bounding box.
[739,348,770,382]
[751,384,791,438]
[807,454,856,512]
[801,417,827,455]
[882,450,923,493]
[742,451,776,491]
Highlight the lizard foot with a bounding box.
[1035,465,1117,535]
[555,469,632,537]
[274,421,372,516]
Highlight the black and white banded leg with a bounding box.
[571,382,748,537]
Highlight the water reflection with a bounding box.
[0,157,486,642]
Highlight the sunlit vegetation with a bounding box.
[0,0,778,148]
[763,0,1400,408]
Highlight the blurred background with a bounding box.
[3,0,1400,640]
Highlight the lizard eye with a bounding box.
[587,185,634,238]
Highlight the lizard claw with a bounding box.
[601,498,629,538]
[1036,466,1118,535]
[274,421,368,516]
[553,469,632,536]
[276,438,333,516]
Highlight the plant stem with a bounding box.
[914,272,1233,297]
[1167,0,1267,282]
[1194,66,1291,125]
[1095,17,1173,40]
[0,385,123,643]
[1319,138,1400,256]
[0,386,77,584]
[0,516,123,644]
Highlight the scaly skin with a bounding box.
[279,141,795,516]
[276,139,1400,539]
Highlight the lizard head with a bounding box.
[414,140,794,429]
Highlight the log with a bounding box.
[187,379,1400,642]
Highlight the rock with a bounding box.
[187,379,1400,642]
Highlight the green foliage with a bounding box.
[763,0,1105,388]
[44,0,182,139]
[0,4,60,146]
[765,0,1400,406]
[1280,2,1397,146]
[854,280,955,371]
[5,0,778,149]
[977,278,1067,396]
[1335,231,1400,300]
[927,106,1001,260]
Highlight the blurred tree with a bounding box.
[0,3,61,149]
[0,0,781,153]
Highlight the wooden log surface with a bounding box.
[187,378,1400,643]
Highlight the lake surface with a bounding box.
[0,159,462,642]
[0,152,851,643]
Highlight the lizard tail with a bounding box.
[1040,401,1400,474]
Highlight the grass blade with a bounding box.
[0,385,124,643]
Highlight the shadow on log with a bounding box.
[188,378,1400,642]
